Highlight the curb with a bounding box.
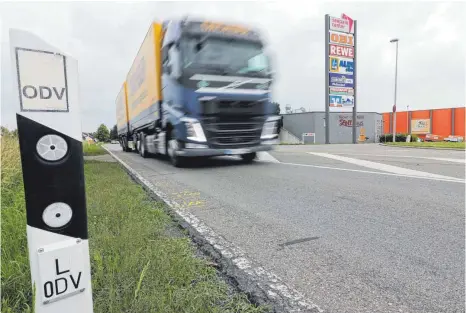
[379,143,465,151]
[102,146,322,313]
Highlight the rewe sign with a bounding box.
[329,44,354,58]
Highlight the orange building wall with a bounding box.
[395,111,409,134]
[432,109,452,137]
[411,110,430,119]
[454,107,465,137]
[383,107,465,138]
[383,113,390,133]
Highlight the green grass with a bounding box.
[1,135,267,313]
[83,142,108,156]
[385,141,465,149]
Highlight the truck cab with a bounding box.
[120,19,280,167]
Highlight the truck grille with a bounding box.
[201,100,265,115]
[202,117,265,148]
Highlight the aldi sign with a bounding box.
[330,57,354,74]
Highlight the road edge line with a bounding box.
[102,146,322,313]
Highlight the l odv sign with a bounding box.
[329,44,354,58]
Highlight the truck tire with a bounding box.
[167,129,185,168]
[139,133,148,158]
[241,152,257,163]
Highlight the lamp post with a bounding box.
[390,38,399,142]
[407,105,409,133]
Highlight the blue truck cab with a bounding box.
[121,19,280,167]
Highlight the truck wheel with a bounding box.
[241,152,257,163]
[139,133,148,158]
[167,130,185,168]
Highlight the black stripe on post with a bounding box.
[16,114,88,239]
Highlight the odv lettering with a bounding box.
[22,85,66,100]
[43,259,82,299]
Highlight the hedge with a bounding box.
[379,133,419,143]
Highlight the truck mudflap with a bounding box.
[175,144,274,157]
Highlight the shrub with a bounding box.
[380,133,419,143]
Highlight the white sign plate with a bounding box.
[37,239,88,304]
[16,48,69,112]
[329,16,354,34]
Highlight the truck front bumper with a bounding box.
[175,141,277,157]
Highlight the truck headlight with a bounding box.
[261,116,281,140]
[181,117,207,142]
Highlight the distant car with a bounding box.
[111,140,118,144]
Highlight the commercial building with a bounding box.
[281,111,383,144]
[382,107,465,140]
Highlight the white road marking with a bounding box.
[332,152,466,163]
[257,151,280,163]
[308,152,462,181]
[279,161,465,184]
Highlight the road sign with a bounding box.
[9,28,93,313]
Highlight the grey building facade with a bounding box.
[282,112,383,144]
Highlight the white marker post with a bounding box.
[9,29,93,313]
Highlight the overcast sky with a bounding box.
[1,1,465,132]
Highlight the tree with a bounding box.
[272,102,280,115]
[110,125,118,140]
[95,124,110,142]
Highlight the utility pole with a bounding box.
[390,38,399,142]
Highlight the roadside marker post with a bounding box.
[9,29,94,313]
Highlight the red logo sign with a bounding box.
[339,118,363,127]
[329,44,354,58]
[341,14,354,33]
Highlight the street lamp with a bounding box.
[390,38,399,142]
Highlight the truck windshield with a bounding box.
[180,35,270,77]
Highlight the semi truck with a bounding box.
[116,18,280,167]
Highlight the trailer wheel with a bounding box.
[139,133,148,158]
[241,152,257,163]
[167,129,185,168]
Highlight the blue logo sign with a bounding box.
[329,57,354,75]
[329,73,354,88]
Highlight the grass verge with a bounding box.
[385,141,465,150]
[1,135,267,313]
[83,142,108,156]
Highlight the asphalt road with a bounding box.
[105,143,465,313]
